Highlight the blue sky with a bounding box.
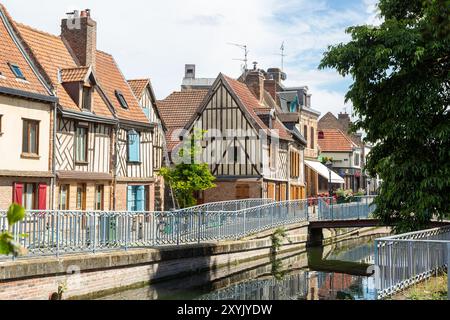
[2,0,380,117]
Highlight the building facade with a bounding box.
[0,5,57,211]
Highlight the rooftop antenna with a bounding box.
[227,43,249,72]
[279,42,287,71]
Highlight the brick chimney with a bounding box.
[245,67,265,102]
[264,79,277,100]
[61,9,97,67]
[338,112,351,134]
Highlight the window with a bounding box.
[290,151,300,179]
[128,130,141,163]
[75,125,88,163]
[310,127,315,149]
[95,185,104,211]
[354,153,360,167]
[115,90,129,109]
[304,125,308,145]
[9,63,26,80]
[22,119,39,155]
[318,131,325,139]
[82,86,92,111]
[268,141,276,169]
[59,185,70,210]
[76,184,86,210]
[22,183,36,210]
[127,185,146,212]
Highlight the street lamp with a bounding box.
[325,160,333,198]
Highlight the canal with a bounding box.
[96,233,385,301]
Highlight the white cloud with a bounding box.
[1,0,376,117]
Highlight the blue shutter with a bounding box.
[127,186,134,211]
[128,132,141,162]
[143,108,151,119]
[136,186,145,212]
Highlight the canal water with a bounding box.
[97,234,383,301]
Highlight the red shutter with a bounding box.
[38,184,47,210]
[13,183,24,205]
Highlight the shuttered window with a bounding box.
[128,131,141,163]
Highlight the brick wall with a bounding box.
[203,181,262,203]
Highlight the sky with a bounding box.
[2,0,381,118]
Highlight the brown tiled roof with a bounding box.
[222,75,293,141]
[318,129,357,152]
[60,66,90,83]
[157,90,208,128]
[127,79,149,99]
[0,5,49,97]
[157,90,208,152]
[15,23,80,110]
[95,51,149,124]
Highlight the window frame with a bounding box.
[76,184,87,211]
[22,118,40,157]
[310,127,315,149]
[81,86,92,111]
[59,185,70,211]
[303,125,308,146]
[115,90,129,109]
[127,130,141,163]
[75,123,89,164]
[8,62,26,80]
[95,185,104,211]
[22,183,38,210]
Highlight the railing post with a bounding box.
[177,212,180,246]
[306,199,309,221]
[243,210,247,236]
[56,212,60,258]
[93,212,97,254]
[198,211,202,244]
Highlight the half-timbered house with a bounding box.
[0,4,57,210]
[183,70,307,203]
[128,79,167,210]
[14,9,155,212]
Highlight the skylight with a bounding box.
[115,90,129,109]
[8,63,26,80]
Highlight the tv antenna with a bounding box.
[279,42,287,71]
[228,43,249,72]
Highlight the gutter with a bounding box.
[0,86,58,103]
[59,107,118,126]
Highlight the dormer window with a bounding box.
[115,90,129,109]
[9,63,26,80]
[318,131,325,139]
[82,86,92,111]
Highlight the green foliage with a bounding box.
[0,204,27,257]
[320,0,450,232]
[160,129,216,209]
[271,228,288,252]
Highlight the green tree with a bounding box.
[160,130,216,209]
[0,204,27,257]
[319,0,450,232]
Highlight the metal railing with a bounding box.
[317,196,377,221]
[175,198,276,213]
[0,199,308,258]
[375,227,450,299]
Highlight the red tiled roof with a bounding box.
[0,5,49,97]
[95,51,149,124]
[15,23,79,110]
[318,129,357,152]
[127,79,149,99]
[60,66,90,83]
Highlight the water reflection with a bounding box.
[97,235,384,301]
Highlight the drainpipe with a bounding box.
[112,123,119,211]
[51,100,57,210]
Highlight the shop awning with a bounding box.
[305,160,345,185]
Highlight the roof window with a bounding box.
[8,63,26,80]
[115,90,129,109]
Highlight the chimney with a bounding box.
[245,70,265,102]
[184,64,196,79]
[338,112,351,134]
[264,79,277,100]
[267,67,287,86]
[61,9,97,67]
